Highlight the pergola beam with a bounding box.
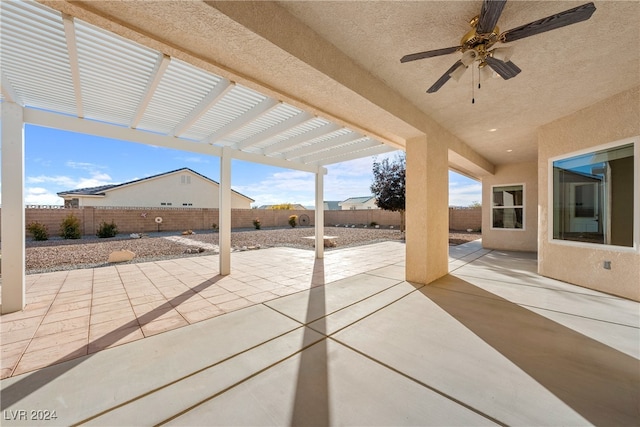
[233,111,314,150]
[204,98,280,145]
[262,122,340,155]
[24,108,323,174]
[172,78,234,137]
[285,131,362,160]
[130,53,171,129]
[62,13,84,118]
[0,71,21,105]
[301,138,379,164]
[317,143,397,166]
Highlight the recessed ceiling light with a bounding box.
[507,149,513,152]
[488,128,497,132]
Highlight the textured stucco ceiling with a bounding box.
[41,1,639,172]
[277,1,640,165]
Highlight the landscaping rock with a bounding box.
[108,250,135,263]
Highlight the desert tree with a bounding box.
[370,152,406,231]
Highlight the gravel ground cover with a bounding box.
[21,227,480,274]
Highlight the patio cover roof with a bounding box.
[0,1,398,174]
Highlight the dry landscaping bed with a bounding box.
[21,227,480,274]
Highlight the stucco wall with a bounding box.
[482,162,538,252]
[69,171,252,209]
[538,86,640,301]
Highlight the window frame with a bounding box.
[547,136,639,253]
[490,183,526,231]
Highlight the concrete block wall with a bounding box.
[1,206,480,239]
[449,207,482,231]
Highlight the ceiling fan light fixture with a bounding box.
[479,64,495,81]
[491,46,514,62]
[449,64,468,81]
[461,50,477,66]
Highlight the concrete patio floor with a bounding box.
[1,240,639,426]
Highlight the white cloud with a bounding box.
[26,172,114,190]
[237,152,404,207]
[176,156,210,164]
[25,187,64,205]
[234,170,316,207]
[449,182,482,207]
[65,161,106,171]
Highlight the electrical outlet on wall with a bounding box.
[603,261,612,270]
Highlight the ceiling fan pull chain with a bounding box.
[472,65,475,104]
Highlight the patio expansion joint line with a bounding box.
[448,250,494,273]
[261,277,409,331]
[430,284,639,329]
[111,264,145,331]
[311,283,428,339]
[71,324,317,427]
[453,270,634,302]
[6,270,71,378]
[329,336,508,427]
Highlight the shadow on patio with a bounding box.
[1,241,638,425]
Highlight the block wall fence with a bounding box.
[0,206,480,239]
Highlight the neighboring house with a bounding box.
[257,204,307,210]
[323,201,341,211]
[57,168,254,209]
[338,196,379,210]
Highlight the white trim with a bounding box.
[219,147,232,275]
[490,183,526,231]
[547,136,639,253]
[62,13,83,118]
[130,53,171,129]
[172,78,234,137]
[315,172,325,259]
[1,102,26,313]
[23,108,323,174]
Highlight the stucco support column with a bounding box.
[315,169,325,259]
[405,134,449,284]
[219,147,232,275]
[1,102,26,313]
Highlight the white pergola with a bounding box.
[0,1,397,313]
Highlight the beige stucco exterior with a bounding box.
[481,162,538,252]
[406,135,449,285]
[3,1,638,316]
[61,170,253,210]
[538,87,640,301]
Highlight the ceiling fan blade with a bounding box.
[485,56,521,80]
[500,2,596,43]
[476,0,507,34]
[427,60,464,93]
[401,46,460,63]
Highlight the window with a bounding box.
[552,141,635,247]
[180,175,191,185]
[492,184,524,229]
[182,203,193,206]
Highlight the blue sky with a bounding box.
[12,125,481,208]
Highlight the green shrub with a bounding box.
[253,218,261,230]
[59,214,81,239]
[27,222,49,241]
[370,221,378,227]
[288,215,298,228]
[212,223,218,231]
[97,220,118,238]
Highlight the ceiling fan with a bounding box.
[401,1,596,93]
